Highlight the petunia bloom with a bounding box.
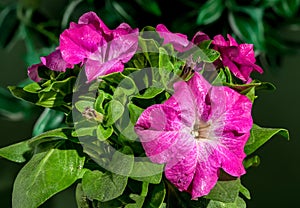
[212,34,263,83]
[59,12,139,82]
[134,72,253,199]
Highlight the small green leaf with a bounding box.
[245,124,289,155]
[125,182,149,208]
[12,149,85,208]
[207,196,246,208]
[96,125,113,141]
[0,140,31,163]
[205,179,241,203]
[23,82,42,93]
[243,155,260,169]
[143,181,166,208]
[105,100,124,126]
[196,0,224,25]
[239,183,251,200]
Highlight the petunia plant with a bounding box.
[0,12,289,208]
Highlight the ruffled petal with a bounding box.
[156,24,190,52]
[60,25,105,64]
[40,50,73,72]
[28,63,42,82]
[84,31,138,81]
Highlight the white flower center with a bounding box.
[191,120,211,140]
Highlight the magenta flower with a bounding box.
[156,24,210,52]
[28,49,73,82]
[212,34,263,83]
[59,12,139,82]
[134,72,252,199]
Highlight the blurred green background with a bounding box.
[0,0,299,207]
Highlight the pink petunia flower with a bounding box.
[59,12,139,82]
[134,72,253,199]
[212,34,263,83]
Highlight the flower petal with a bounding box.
[156,24,190,52]
[40,50,73,72]
[28,63,42,82]
[60,25,105,64]
[188,142,219,199]
[84,31,138,81]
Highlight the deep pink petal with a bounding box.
[212,35,227,46]
[188,142,219,199]
[156,24,190,52]
[84,31,138,81]
[164,80,197,127]
[165,140,197,191]
[40,50,73,72]
[227,34,238,46]
[186,73,212,119]
[60,25,105,64]
[192,31,210,45]
[78,11,110,34]
[28,63,42,82]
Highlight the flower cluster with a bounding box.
[18,11,287,207]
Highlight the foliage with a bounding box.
[0,1,293,207]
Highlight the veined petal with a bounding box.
[156,24,190,52]
[40,50,73,72]
[84,31,138,81]
[60,25,105,64]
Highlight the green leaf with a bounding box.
[23,82,42,93]
[130,161,164,184]
[8,86,39,104]
[0,87,35,120]
[96,125,113,141]
[135,0,161,16]
[29,127,77,147]
[0,140,31,163]
[125,182,149,208]
[61,0,83,28]
[12,149,85,208]
[82,169,129,202]
[245,124,289,155]
[82,146,134,201]
[143,181,166,208]
[75,183,90,208]
[228,7,265,50]
[239,183,251,200]
[207,196,246,208]
[0,6,19,48]
[128,103,144,124]
[105,100,124,126]
[205,179,241,203]
[32,108,65,136]
[273,0,300,18]
[196,0,224,25]
[243,155,260,169]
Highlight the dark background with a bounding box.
[0,0,299,207]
